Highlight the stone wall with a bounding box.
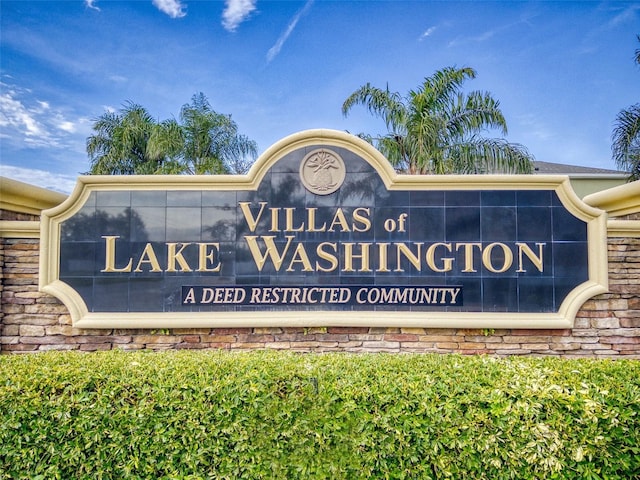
[0,211,39,222]
[2,232,638,357]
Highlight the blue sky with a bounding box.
[1,0,638,193]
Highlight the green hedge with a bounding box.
[1,351,639,479]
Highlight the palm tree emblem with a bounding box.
[299,148,346,195]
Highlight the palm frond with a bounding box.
[412,66,476,114]
[342,83,407,134]
[446,137,533,174]
[85,93,257,176]
[447,91,508,136]
[612,103,640,181]
[343,67,535,175]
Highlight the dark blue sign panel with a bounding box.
[56,143,592,316]
[181,285,463,307]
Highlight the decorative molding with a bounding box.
[0,220,40,238]
[584,181,640,217]
[0,177,67,215]
[607,220,640,238]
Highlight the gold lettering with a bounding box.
[166,243,192,272]
[395,243,423,272]
[287,243,314,271]
[316,242,338,272]
[238,201,267,232]
[285,208,304,232]
[516,242,545,273]
[482,242,513,273]
[270,207,279,232]
[352,207,372,232]
[134,243,162,272]
[197,242,221,272]
[377,242,390,272]
[426,242,453,272]
[328,208,350,232]
[101,235,133,272]
[456,242,482,272]
[244,235,294,271]
[307,207,326,232]
[342,243,372,272]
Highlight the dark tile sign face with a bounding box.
[41,131,607,328]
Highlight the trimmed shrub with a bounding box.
[1,351,639,479]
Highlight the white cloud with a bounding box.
[152,0,186,19]
[419,26,436,41]
[85,0,100,11]
[0,165,77,194]
[267,0,314,63]
[87,0,191,18]
[607,3,640,28]
[0,82,89,149]
[57,120,77,133]
[222,0,257,32]
[109,74,128,84]
[0,89,49,139]
[578,4,640,55]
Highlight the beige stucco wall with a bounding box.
[569,176,628,198]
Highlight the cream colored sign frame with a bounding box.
[40,129,608,329]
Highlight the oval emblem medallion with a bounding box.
[299,148,346,195]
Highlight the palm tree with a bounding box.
[175,93,258,175]
[87,93,257,175]
[612,105,640,181]
[148,93,257,175]
[342,67,533,174]
[611,36,640,181]
[86,102,160,174]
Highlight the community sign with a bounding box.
[40,130,608,329]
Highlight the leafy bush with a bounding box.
[1,351,638,479]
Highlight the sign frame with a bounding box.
[40,129,608,329]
